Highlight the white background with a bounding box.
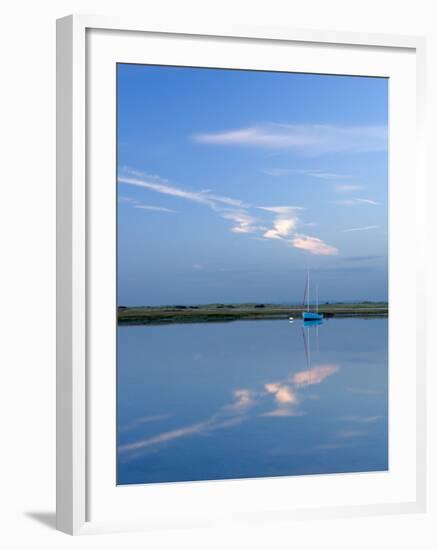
[0,0,435,548]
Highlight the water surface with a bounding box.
[117,318,388,484]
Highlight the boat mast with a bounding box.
[316,284,319,313]
[307,271,310,312]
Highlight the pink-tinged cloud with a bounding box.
[258,206,302,241]
[264,218,297,240]
[264,382,298,407]
[262,382,301,418]
[275,386,297,404]
[265,382,280,394]
[291,234,338,256]
[293,364,340,387]
[219,209,259,234]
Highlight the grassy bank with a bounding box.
[117,302,388,326]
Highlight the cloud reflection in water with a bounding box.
[119,355,341,459]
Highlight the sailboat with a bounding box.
[302,271,323,321]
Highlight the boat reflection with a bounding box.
[302,317,325,369]
[303,319,324,328]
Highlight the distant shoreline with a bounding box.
[117,302,388,326]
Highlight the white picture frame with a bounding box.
[56,14,427,536]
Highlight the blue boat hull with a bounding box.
[302,311,324,321]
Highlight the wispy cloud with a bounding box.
[134,204,176,213]
[307,171,350,179]
[334,198,380,206]
[262,408,304,418]
[343,225,378,233]
[219,209,261,234]
[118,195,138,203]
[340,255,384,263]
[347,387,382,395]
[119,414,170,433]
[314,443,346,451]
[263,168,297,177]
[355,198,380,206]
[194,123,387,155]
[291,234,339,256]
[334,184,364,193]
[119,169,340,256]
[119,174,245,209]
[257,206,302,216]
[339,415,382,424]
[337,429,368,438]
[264,168,351,180]
[119,193,177,214]
[119,170,256,234]
[119,388,255,456]
[134,414,170,424]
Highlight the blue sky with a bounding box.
[117,64,388,306]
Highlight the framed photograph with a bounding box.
[56,15,427,535]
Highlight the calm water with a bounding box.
[117,318,388,485]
